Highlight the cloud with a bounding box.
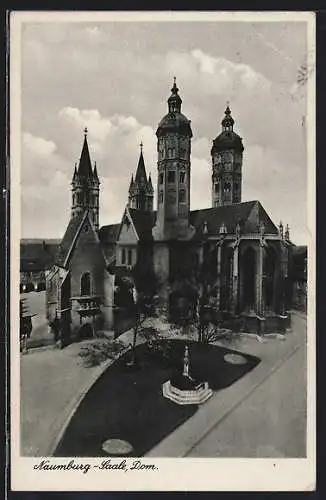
[23,132,57,156]
[20,23,308,244]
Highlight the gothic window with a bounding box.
[214,182,220,193]
[80,272,91,296]
[159,191,164,203]
[179,189,186,203]
[224,182,231,192]
[172,148,176,157]
[179,171,185,183]
[159,172,164,184]
[85,192,89,205]
[122,248,126,265]
[168,148,172,159]
[128,249,132,266]
[168,170,175,183]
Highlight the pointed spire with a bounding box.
[93,161,100,184]
[221,102,234,131]
[168,77,182,113]
[135,143,148,184]
[72,162,78,183]
[285,224,290,241]
[147,172,154,194]
[128,174,134,194]
[279,221,284,239]
[77,128,93,178]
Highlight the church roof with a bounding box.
[211,130,244,153]
[212,105,244,153]
[190,201,278,237]
[100,201,278,243]
[156,112,192,137]
[156,79,192,138]
[128,208,156,242]
[77,131,93,179]
[97,201,278,246]
[55,211,86,267]
[134,150,147,184]
[98,223,120,244]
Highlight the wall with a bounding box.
[68,222,107,298]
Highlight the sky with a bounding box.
[19,17,310,244]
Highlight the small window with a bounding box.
[214,183,219,193]
[159,191,164,203]
[172,148,176,157]
[159,173,164,184]
[168,170,175,183]
[128,249,132,266]
[179,171,185,183]
[224,182,231,192]
[81,272,91,296]
[179,189,186,203]
[122,248,126,265]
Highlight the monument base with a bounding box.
[162,377,213,405]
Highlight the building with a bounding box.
[20,239,60,290]
[46,80,294,339]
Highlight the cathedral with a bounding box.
[46,79,292,340]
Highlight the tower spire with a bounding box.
[128,144,153,211]
[78,127,93,178]
[168,77,182,113]
[221,103,234,131]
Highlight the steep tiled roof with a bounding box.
[98,224,120,244]
[78,135,93,179]
[99,201,278,245]
[55,212,85,267]
[190,201,256,237]
[191,200,278,237]
[128,208,156,241]
[134,151,147,184]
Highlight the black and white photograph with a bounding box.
[10,11,315,491]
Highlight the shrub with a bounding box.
[78,339,126,367]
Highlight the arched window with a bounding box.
[179,189,186,203]
[122,248,126,264]
[159,173,164,184]
[80,272,91,296]
[159,191,164,203]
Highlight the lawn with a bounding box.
[54,340,260,457]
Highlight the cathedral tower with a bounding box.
[71,128,100,229]
[211,105,244,207]
[152,78,194,240]
[128,143,154,211]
